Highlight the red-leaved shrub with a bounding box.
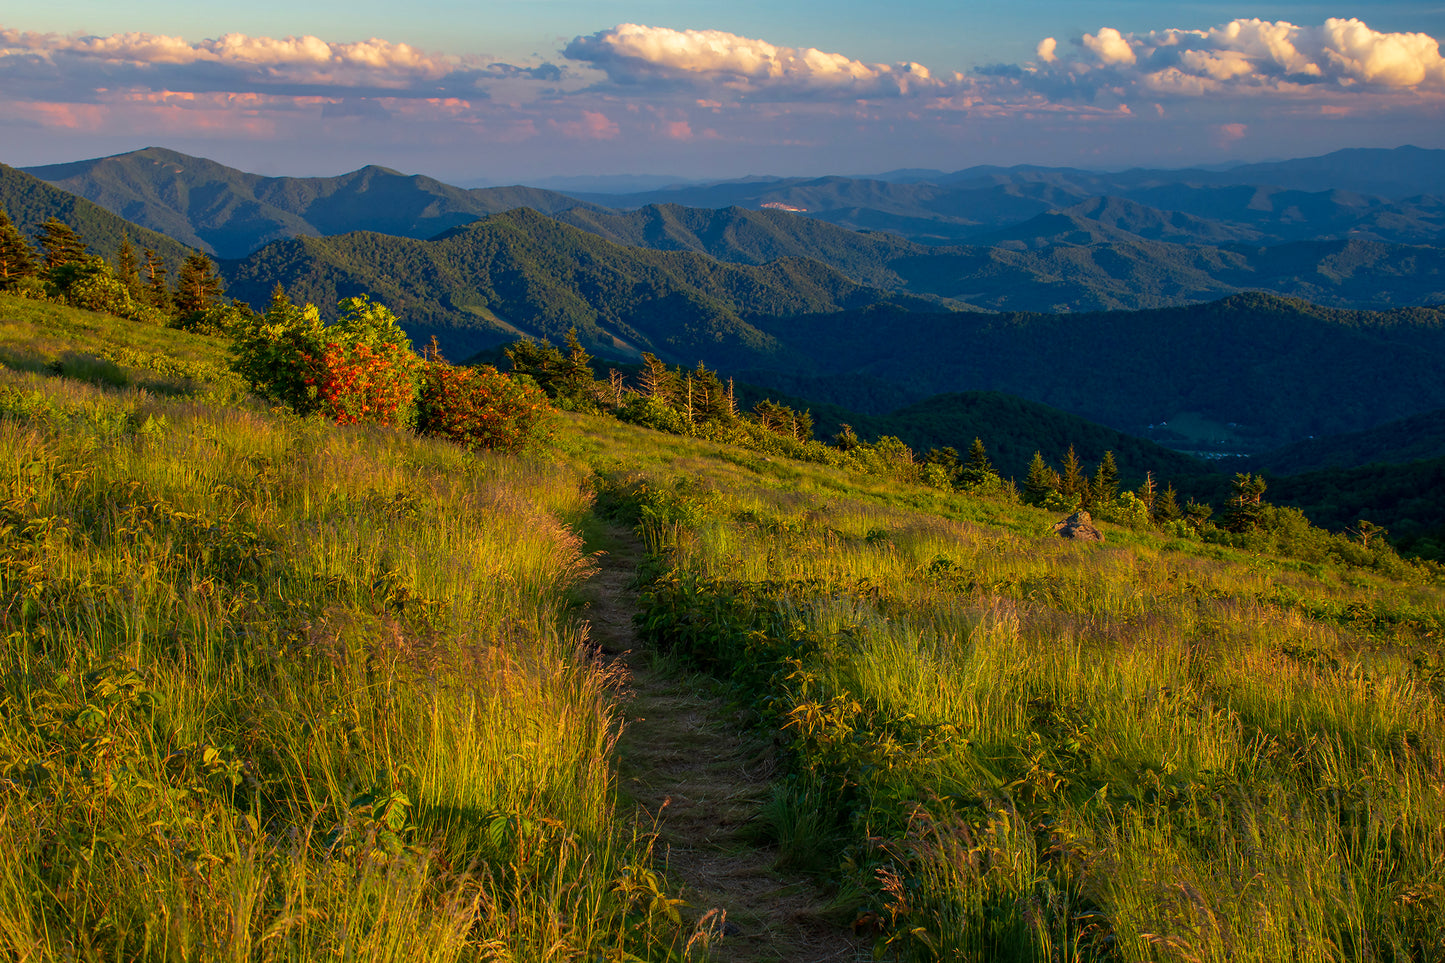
[304,340,418,427]
[415,360,551,452]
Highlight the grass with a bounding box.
[0,295,693,961]
[4,292,1443,961]
[587,411,1445,961]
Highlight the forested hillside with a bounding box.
[25,146,594,258]
[741,294,1445,451]
[0,164,192,269]
[220,209,941,363]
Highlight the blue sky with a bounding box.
[4,2,1444,182]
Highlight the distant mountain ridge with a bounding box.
[24,147,594,258]
[20,146,1445,315]
[219,208,939,364]
[0,163,192,269]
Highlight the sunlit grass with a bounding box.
[586,409,1445,960]
[0,297,690,961]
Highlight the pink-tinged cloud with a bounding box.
[1048,18,1445,95]
[564,23,965,99]
[548,110,620,140]
[0,27,451,84]
[0,25,567,101]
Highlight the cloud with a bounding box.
[0,25,562,99]
[564,23,965,99]
[1081,28,1136,67]
[1042,17,1445,97]
[548,110,619,140]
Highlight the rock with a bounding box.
[1053,510,1104,541]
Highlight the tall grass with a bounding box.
[0,297,689,961]
[590,414,1445,961]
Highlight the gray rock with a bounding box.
[1053,510,1104,541]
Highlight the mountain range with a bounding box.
[22,147,1445,318]
[0,163,192,269]
[23,146,593,260]
[8,144,1445,477]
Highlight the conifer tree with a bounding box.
[114,237,142,301]
[1059,445,1086,505]
[924,446,961,486]
[961,438,995,487]
[639,353,677,405]
[142,249,170,310]
[1135,471,1157,516]
[0,208,36,290]
[38,219,86,270]
[173,251,224,316]
[1091,450,1119,506]
[1154,483,1182,522]
[1223,472,1268,532]
[1023,451,1057,506]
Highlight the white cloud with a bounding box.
[1082,28,1137,66]
[1035,38,1057,64]
[564,23,964,99]
[0,28,451,82]
[1049,17,1445,95]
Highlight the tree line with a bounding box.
[0,208,235,331]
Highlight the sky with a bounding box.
[3,1,1445,184]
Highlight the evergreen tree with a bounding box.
[1154,484,1182,523]
[690,363,730,423]
[1223,472,1268,532]
[0,208,36,290]
[638,352,677,405]
[38,219,86,271]
[1184,499,1214,531]
[1059,445,1086,505]
[961,438,996,488]
[1023,451,1058,506]
[114,237,142,302]
[560,328,597,399]
[142,249,170,310]
[1134,471,1157,516]
[924,446,961,486]
[1091,450,1119,506]
[173,251,224,316]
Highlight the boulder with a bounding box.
[1053,510,1104,541]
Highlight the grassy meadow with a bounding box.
[2,291,1443,961]
[0,294,692,961]
[585,420,1445,961]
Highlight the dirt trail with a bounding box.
[580,529,866,963]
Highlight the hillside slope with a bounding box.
[24,146,593,258]
[0,163,193,269]
[738,293,1445,451]
[221,208,935,363]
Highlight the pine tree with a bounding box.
[961,437,995,487]
[173,251,224,315]
[142,249,170,310]
[0,208,36,290]
[114,236,142,301]
[1091,450,1119,506]
[38,219,86,271]
[1223,472,1268,532]
[1134,471,1157,516]
[639,353,677,405]
[1023,451,1057,506]
[1059,445,1086,505]
[1154,484,1182,522]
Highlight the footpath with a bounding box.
[579,528,865,963]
